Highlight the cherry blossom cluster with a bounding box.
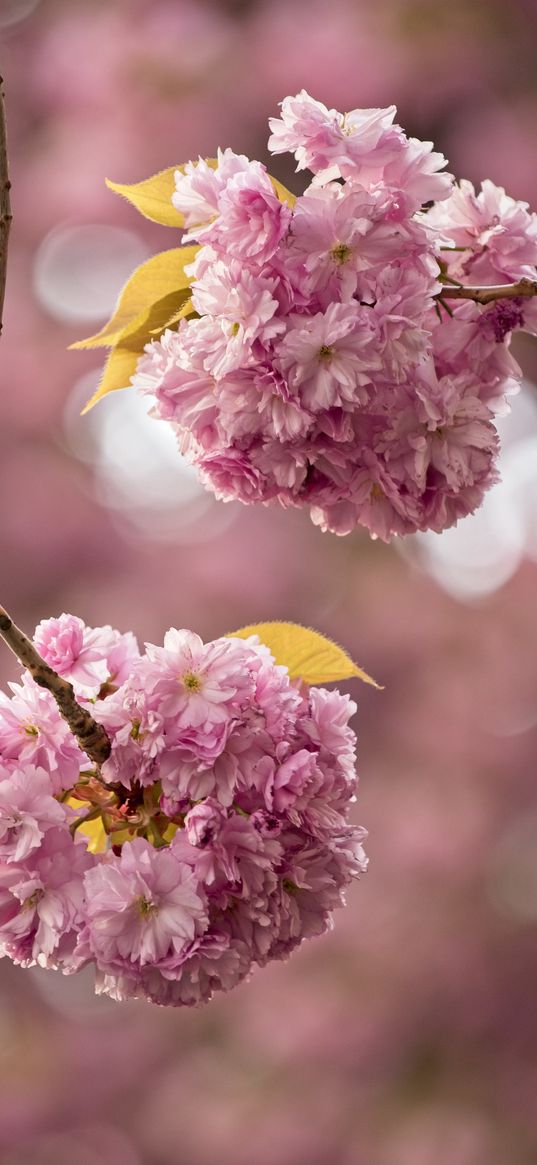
[0,614,366,1006]
[133,91,537,539]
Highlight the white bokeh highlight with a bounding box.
[34,224,150,324]
[64,373,239,544]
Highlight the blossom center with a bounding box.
[318,345,334,362]
[183,671,202,693]
[136,895,157,917]
[331,242,352,265]
[24,724,39,737]
[23,889,43,910]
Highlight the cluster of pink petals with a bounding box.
[0,615,366,1006]
[133,91,537,540]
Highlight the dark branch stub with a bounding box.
[0,76,12,336]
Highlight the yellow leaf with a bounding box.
[79,816,108,854]
[81,345,140,413]
[269,175,297,209]
[117,289,192,351]
[106,168,182,227]
[66,797,108,854]
[106,826,136,847]
[106,159,218,227]
[228,622,382,688]
[149,294,195,335]
[70,247,199,350]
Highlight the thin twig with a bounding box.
[439,277,537,306]
[0,76,12,336]
[0,606,111,765]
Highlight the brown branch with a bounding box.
[0,606,111,766]
[0,82,111,770]
[439,277,537,306]
[0,76,12,336]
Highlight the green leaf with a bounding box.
[105,159,218,227]
[70,246,199,350]
[228,622,382,688]
[81,345,141,414]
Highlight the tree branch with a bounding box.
[0,606,111,766]
[439,277,537,306]
[0,76,12,336]
[0,83,111,769]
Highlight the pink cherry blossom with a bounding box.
[0,765,67,862]
[84,838,208,974]
[427,178,537,283]
[189,260,284,376]
[268,90,400,180]
[142,930,251,1007]
[34,614,141,697]
[142,627,256,727]
[0,828,93,968]
[300,687,357,767]
[197,448,269,504]
[192,163,292,265]
[381,136,453,210]
[97,680,166,789]
[285,185,388,300]
[136,326,219,449]
[135,93,535,539]
[0,616,366,1006]
[276,302,380,412]
[34,613,102,687]
[172,149,254,228]
[0,676,86,793]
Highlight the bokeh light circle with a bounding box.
[33,224,150,324]
[64,373,239,544]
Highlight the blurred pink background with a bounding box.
[2,2,537,1163]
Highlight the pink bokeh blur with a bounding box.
[2,2,537,1162]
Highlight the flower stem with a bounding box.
[0,605,111,765]
[438,277,537,306]
[0,77,12,337]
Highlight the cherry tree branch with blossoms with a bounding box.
[0,79,370,1009]
[0,605,111,766]
[75,91,537,542]
[0,613,368,1006]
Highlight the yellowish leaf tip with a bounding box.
[227,621,383,689]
